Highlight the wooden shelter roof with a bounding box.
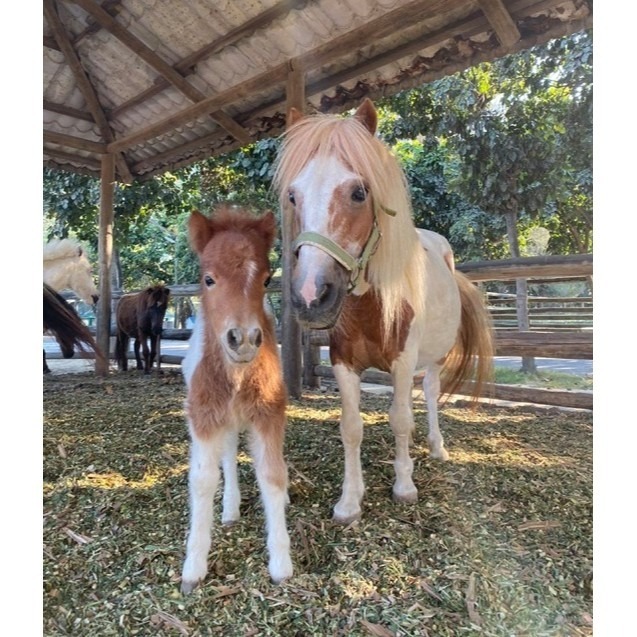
[44,0,592,183]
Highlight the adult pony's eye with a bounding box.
[264,275,272,288]
[204,275,215,288]
[288,191,296,205]
[351,185,368,203]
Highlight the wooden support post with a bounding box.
[281,64,305,398]
[96,153,115,376]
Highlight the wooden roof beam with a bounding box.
[107,0,449,153]
[67,0,252,145]
[44,147,102,170]
[44,99,96,123]
[44,130,107,153]
[44,0,133,183]
[476,0,521,48]
[109,0,311,119]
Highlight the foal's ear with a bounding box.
[257,210,277,249]
[354,98,377,134]
[188,210,213,254]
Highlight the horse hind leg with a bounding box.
[423,366,450,461]
[116,333,129,371]
[181,428,223,594]
[250,423,293,584]
[332,364,366,524]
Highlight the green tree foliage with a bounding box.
[43,31,592,291]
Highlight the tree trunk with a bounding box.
[504,209,536,374]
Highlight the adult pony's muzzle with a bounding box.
[290,263,349,329]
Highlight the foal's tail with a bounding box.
[43,283,106,368]
[440,271,494,402]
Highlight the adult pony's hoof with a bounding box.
[429,447,450,461]
[392,487,418,504]
[332,510,361,526]
[180,579,201,595]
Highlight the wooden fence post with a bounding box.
[96,153,115,376]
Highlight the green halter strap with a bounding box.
[291,203,396,292]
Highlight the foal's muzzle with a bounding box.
[223,326,263,363]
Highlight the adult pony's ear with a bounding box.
[188,210,213,254]
[257,210,277,249]
[353,98,377,135]
[287,107,304,126]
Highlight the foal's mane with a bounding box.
[273,113,425,334]
[43,238,84,262]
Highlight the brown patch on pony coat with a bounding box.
[329,290,414,374]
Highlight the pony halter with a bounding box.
[292,203,396,293]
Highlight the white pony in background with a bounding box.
[43,238,99,306]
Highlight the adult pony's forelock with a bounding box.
[273,104,425,336]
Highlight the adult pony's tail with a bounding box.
[440,272,494,402]
[43,283,106,369]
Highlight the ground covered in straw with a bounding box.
[43,369,592,636]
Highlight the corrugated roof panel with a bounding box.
[42,0,593,181]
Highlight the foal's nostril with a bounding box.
[250,328,263,349]
[92,294,99,305]
[227,328,243,351]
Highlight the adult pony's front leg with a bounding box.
[332,364,365,524]
[181,428,223,594]
[133,338,144,371]
[423,365,449,461]
[390,353,419,503]
[250,423,293,584]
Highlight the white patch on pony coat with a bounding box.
[182,313,205,388]
[292,156,361,306]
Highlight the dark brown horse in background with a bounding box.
[43,283,105,373]
[115,285,171,374]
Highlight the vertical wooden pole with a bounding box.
[281,64,304,398]
[96,153,115,376]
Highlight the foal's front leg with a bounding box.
[181,428,223,594]
[251,423,293,584]
[332,364,365,524]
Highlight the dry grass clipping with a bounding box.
[44,370,592,636]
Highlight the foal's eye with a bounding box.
[264,275,272,288]
[204,275,215,288]
[288,191,296,205]
[351,186,368,203]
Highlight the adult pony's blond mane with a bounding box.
[273,112,426,336]
[43,238,84,262]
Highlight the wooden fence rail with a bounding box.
[57,253,593,409]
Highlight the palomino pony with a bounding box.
[180,206,292,593]
[43,238,99,306]
[273,98,494,524]
[43,283,105,374]
[115,285,171,374]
